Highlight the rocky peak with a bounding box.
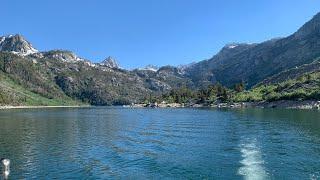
[0,34,38,55]
[100,56,120,69]
[295,12,320,38]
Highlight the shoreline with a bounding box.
[1,100,320,110]
[244,100,320,109]
[127,100,320,110]
[0,105,90,110]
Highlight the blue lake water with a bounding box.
[0,107,319,179]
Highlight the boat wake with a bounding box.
[238,138,269,180]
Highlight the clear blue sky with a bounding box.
[2,0,320,69]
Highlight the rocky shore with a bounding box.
[248,100,320,109]
[126,100,320,110]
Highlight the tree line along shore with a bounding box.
[131,72,320,110]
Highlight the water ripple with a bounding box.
[0,107,319,179]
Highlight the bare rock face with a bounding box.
[100,56,120,69]
[42,50,84,62]
[0,34,38,55]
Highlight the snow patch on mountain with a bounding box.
[0,34,38,56]
[228,45,238,49]
[138,65,159,72]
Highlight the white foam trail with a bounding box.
[238,138,269,180]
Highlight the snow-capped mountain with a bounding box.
[0,34,38,55]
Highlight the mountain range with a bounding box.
[1,12,320,105]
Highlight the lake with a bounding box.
[0,107,319,179]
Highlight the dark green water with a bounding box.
[0,107,319,179]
